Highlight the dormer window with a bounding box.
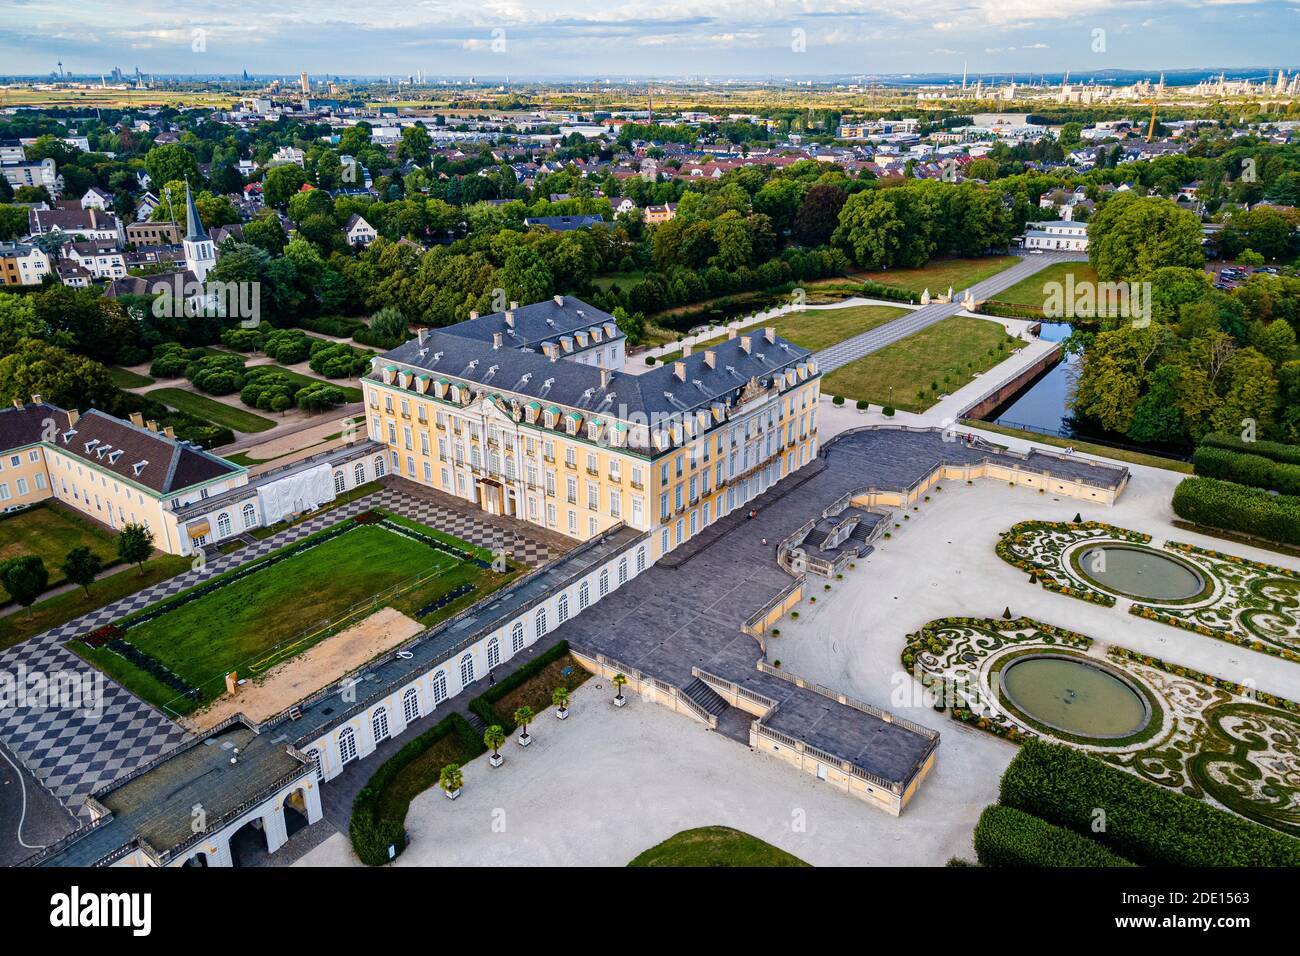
[61,429,77,444]
[132,460,148,476]
[84,439,100,454]
[108,450,123,464]
[94,445,111,460]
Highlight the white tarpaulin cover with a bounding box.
[256,463,335,525]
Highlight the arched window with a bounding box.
[372,706,389,744]
[334,470,346,494]
[535,607,547,639]
[242,503,256,529]
[354,462,366,485]
[599,569,610,597]
[374,455,387,477]
[511,621,524,654]
[459,653,475,687]
[636,547,646,572]
[618,557,628,585]
[432,670,448,704]
[216,513,232,538]
[557,592,569,624]
[338,727,357,764]
[487,636,500,669]
[579,581,590,610]
[402,687,419,724]
[307,748,323,781]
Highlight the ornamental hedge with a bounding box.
[999,740,1300,867]
[1192,445,1300,496]
[349,712,484,866]
[468,639,572,732]
[1200,432,1300,467]
[973,804,1135,867]
[1171,476,1300,546]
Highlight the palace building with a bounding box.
[365,296,822,559]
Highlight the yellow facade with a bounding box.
[365,372,821,557]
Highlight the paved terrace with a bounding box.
[557,426,1128,789]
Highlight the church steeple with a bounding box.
[184,178,208,241]
[182,178,215,282]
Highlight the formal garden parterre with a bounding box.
[904,615,1300,837]
[996,519,1300,662]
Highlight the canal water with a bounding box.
[983,321,1079,436]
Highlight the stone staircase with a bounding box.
[681,678,730,719]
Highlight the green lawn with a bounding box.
[0,555,192,651]
[862,255,1021,298]
[822,316,1024,413]
[658,304,908,364]
[146,387,276,434]
[989,261,1100,310]
[109,366,155,389]
[0,503,120,594]
[260,365,364,403]
[75,514,512,714]
[629,826,810,867]
[591,270,648,291]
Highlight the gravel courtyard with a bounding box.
[296,680,1007,867]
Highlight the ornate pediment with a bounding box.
[737,375,770,406]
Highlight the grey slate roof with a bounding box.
[374,300,815,433]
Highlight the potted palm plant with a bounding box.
[553,685,570,719]
[439,762,463,800]
[514,705,534,746]
[612,672,628,707]
[484,724,506,767]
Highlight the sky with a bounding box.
[1,0,1297,79]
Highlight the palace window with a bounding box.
[216,513,231,538]
[535,607,548,639]
[459,653,475,687]
[579,581,590,610]
[402,688,419,724]
[372,706,390,744]
[242,503,256,528]
[338,727,357,764]
[487,636,501,670]
[557,592,569,624]
[618,557,628,585]
[334,471,346,494]
[511,621,525,654]
[432,670,448,704]
[599,569,609,597]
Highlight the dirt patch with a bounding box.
[493,654,592,725]
[184,606,423,730]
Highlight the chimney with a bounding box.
[10,399,21,410]
[504,310,515,328]
[682,344,692,357]
[704,350,716,369]
[469,310,479,320]
[509,300,518,310]
[553,294,564,306]
[163,425,175,439]
[66,409,79,426]
[727,328,738,339]
[764,326,776,344]
[31,393,43,405]
[674,361,686,382]
[492,331,503,349]
[129,411,145,427]
[417,327,427,345]
[600,368,613,389]
[739,336,752,354]
[145,420,159,432]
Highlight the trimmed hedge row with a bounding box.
[1192,445,1300,496]
[1171,476,1300,546]
[468,640,571,732]
[1200,432,1300,467]
[999,740,1300,867]
[973,805,1135,867]
[349,712,484,866]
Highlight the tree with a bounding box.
[513,705,535,740]
[397,124,433,166]
[0,338,118,414]
[483,725,505,761]
[1087,193,1203,281]
[0,555,48,617]
[612,672,628,702]
[263,164,309,209]
[369,307,408,342]
[144,144,199,193]
[552,686,570,714]
[60,546,103,598]
[116,523,154,575]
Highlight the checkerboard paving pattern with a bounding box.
[0,485,559,815]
